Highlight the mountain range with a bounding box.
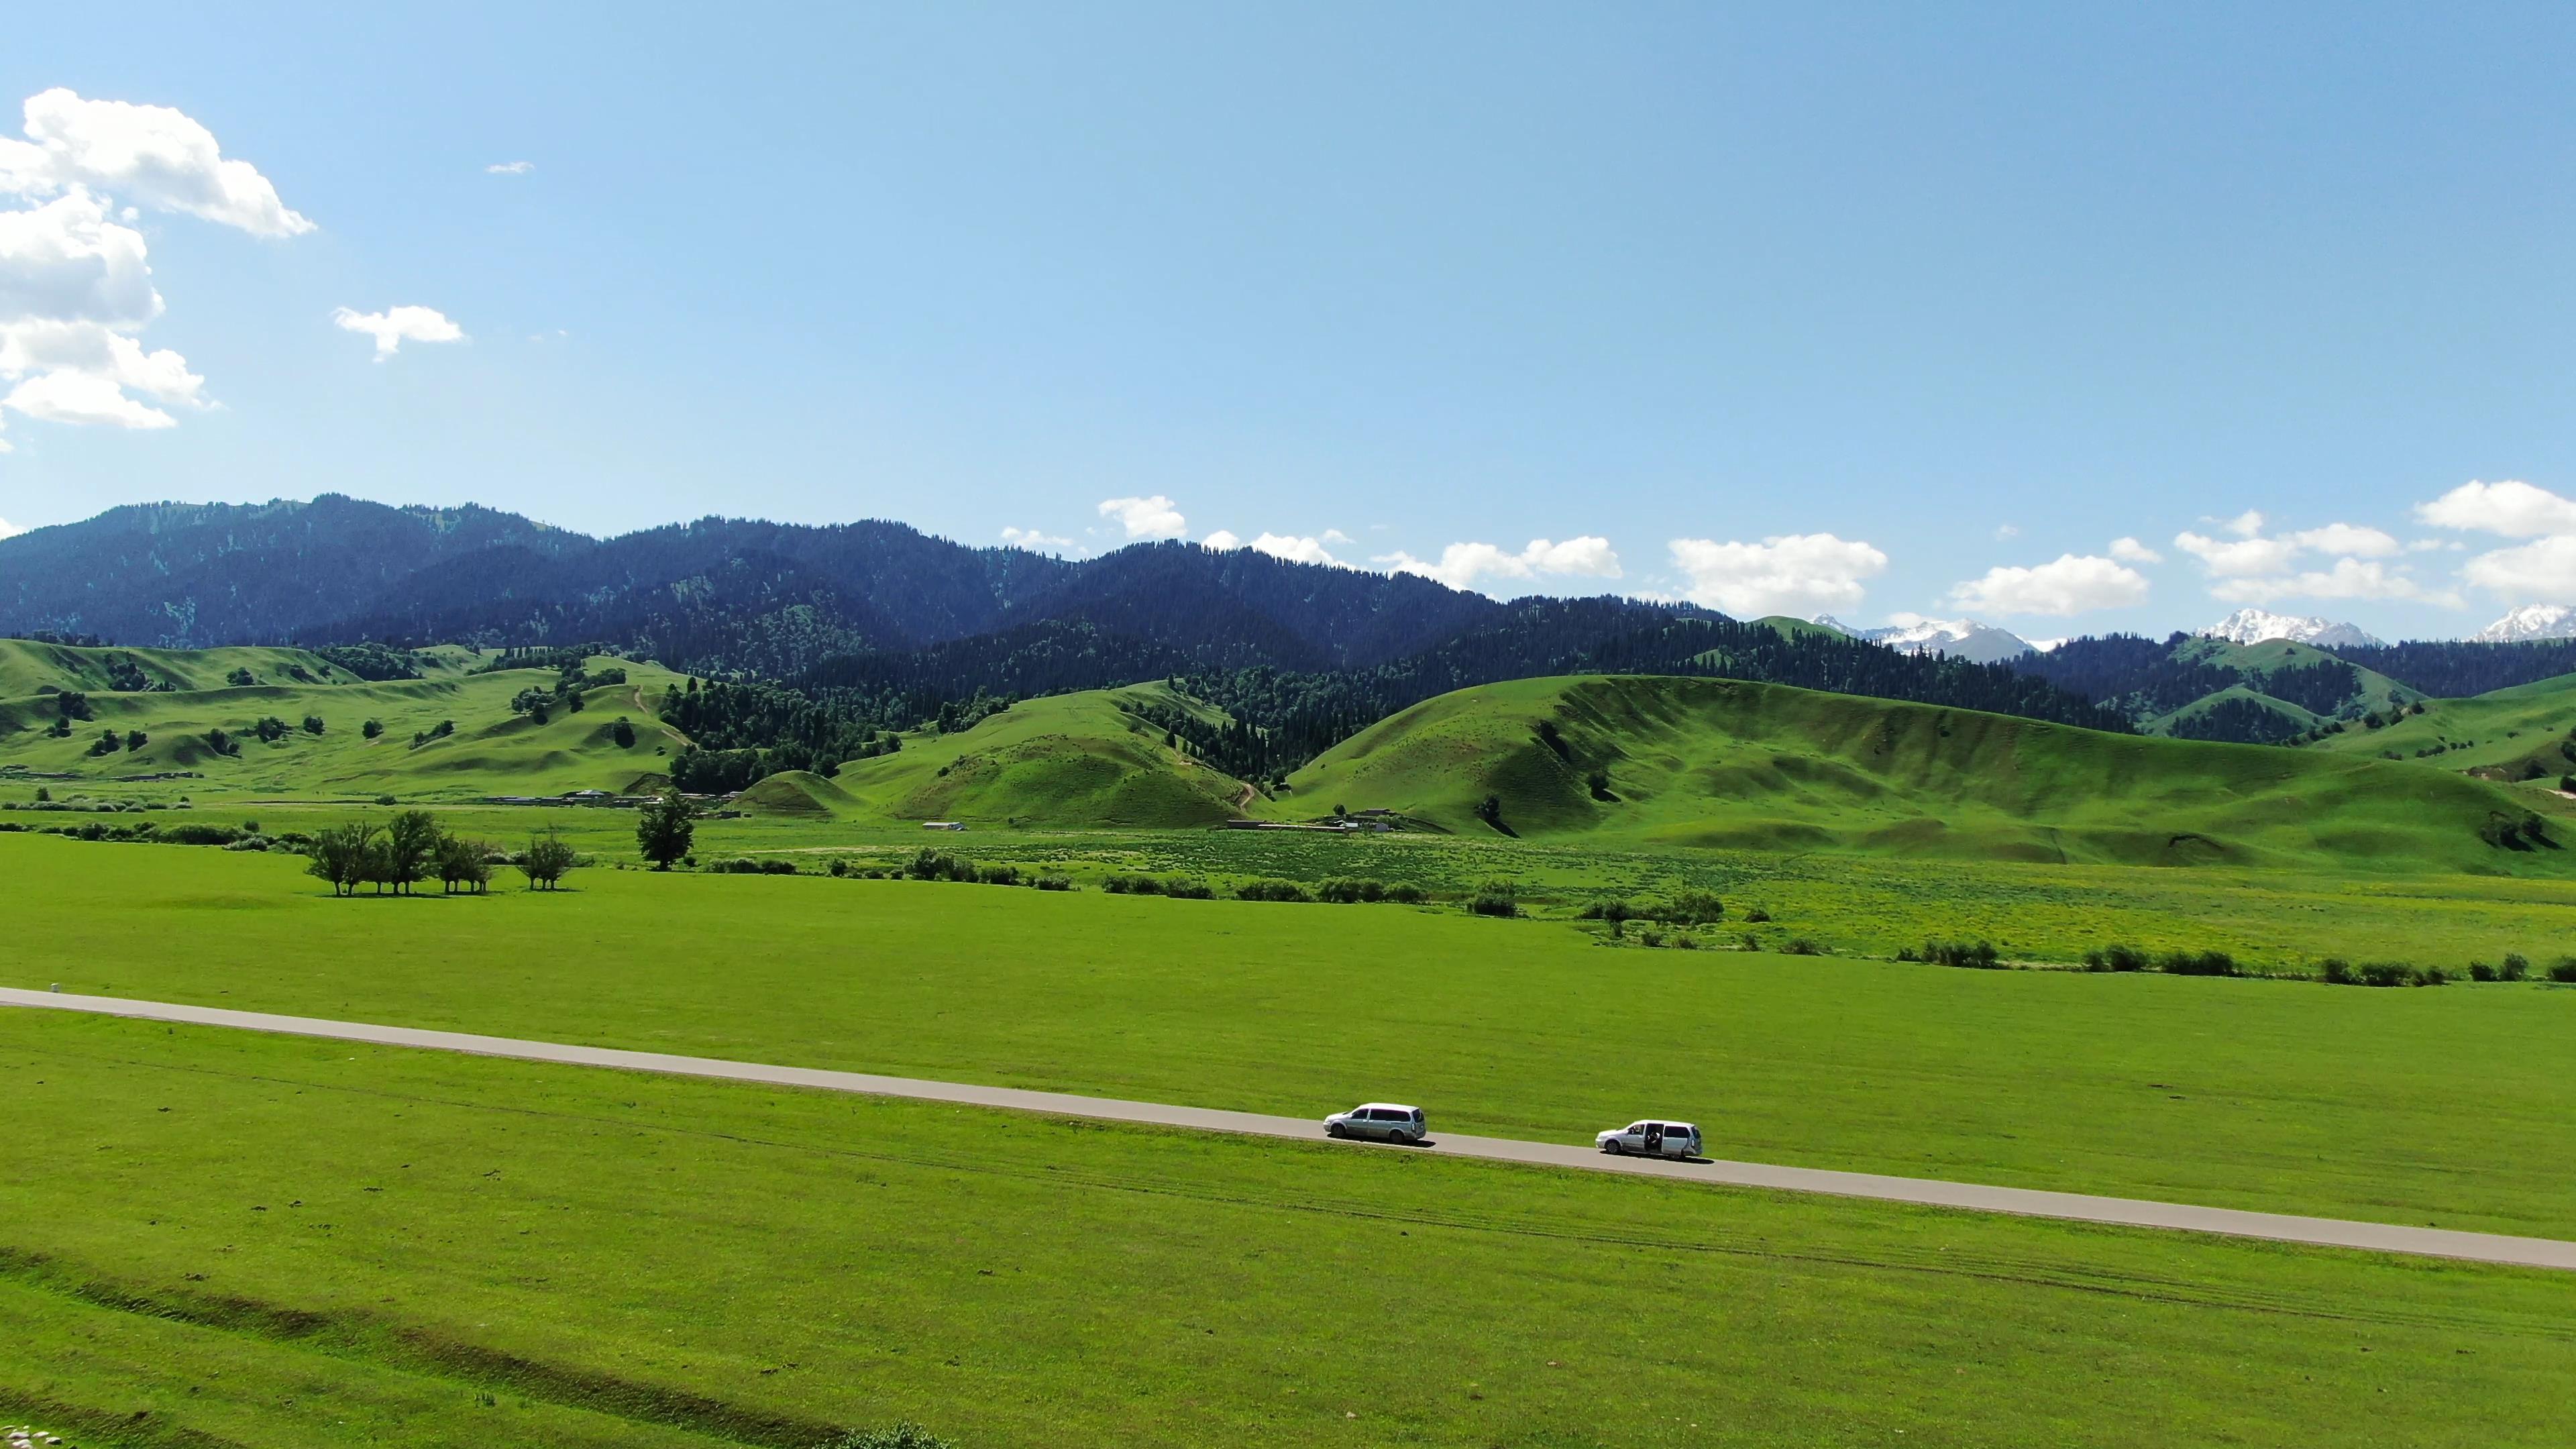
[2467,604,2576,643]
[2196,608,2385,650]
[1811,614,2042,664]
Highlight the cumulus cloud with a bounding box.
[1948,553,2150,616]
[1249,532,1342,566]
[1666,533,1886,617]
[1200,529,1242,551]
[0,515,25,537]
[2107,536,2163,565]
[2218,509,2265,537]
[0,89,311,237]
[332,305,464,360]
[2211,557,2457,606]
[2461,535,2576,600]
[1000,526,1075,554]
[1379,537,1623,593]
[2284,523,2401,558]
[1097,494,1187,540]
[0,90,305,438]
[2173,530,2301,577]
[2415,479,2576,538]
[486,160,535,176]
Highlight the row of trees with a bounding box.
[307,810,580,896]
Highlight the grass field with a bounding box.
[0,649,692,800]
[9,833,2573,1240]
[1270,675,2573,872]
[3,1008,2571,1449]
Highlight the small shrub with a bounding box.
[1236,879,1311,902]
[1671,933,1699,951]
[2320,958,2357,985]
[1923,939,2000,969]
[906,849,975,881]
[1664,889,1726,925]
[1780,938,1823,956]
[1742,907,1772,924]
[2412,964,2451,987]
[1638,928,1665,948]
[151,823,241,847]
[2502,953,2532,982]
[374,794,397,806]
[1466,881,1519,918]
[2081,944,2150,973]
[1162,877,1216,900]
[823,1424,954,1449]
[827,858,849,877]
[977,864,1021,886]
[2157,950,2240,977]
[2548,959,2576,984]
[363,718,384,739]
[1383,883,1427,904]
[2468,959,2498,982]
[301,715,325,735]
[1578,898,1637,924]
[1102,873,1161,896]
[1317,877,1386,904]
[2357,961,2413,988]
[1034,874,1074,892]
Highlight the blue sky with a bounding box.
[4,3,2574,640]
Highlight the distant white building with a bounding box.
[922,820,966,831]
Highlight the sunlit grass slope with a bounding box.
[0,638,393,696]
[806,683,1248,826]
[2310,671,2576,779]
[1276,674,2573,871]
[0,649,690,799]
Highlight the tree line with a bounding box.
[307,810,578,896]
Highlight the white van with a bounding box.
[1596,1120,1701,1159]
[1325,1103,1427,1144]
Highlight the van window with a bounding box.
[1409,1109,1424,1122]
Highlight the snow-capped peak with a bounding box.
[2468,604,2576,643]
[1812,613,2037,663]
[2197,608,2384,649]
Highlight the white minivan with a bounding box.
[1596,1120,1701,1159]
[1325,1103,1427,1144]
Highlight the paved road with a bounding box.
[8,986,2571,1273]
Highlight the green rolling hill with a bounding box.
[2308,671,2576,782]
[0,642,690,799]
[1273,674,2571,871]
[792,684,1251,827]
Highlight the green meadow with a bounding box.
[7,833,2574,1240]
[3,1008,2570,1449]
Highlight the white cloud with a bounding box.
[1379,537,1623,593]
[486,160,535,176]
[1322,528,1354,546]
[1666,533,1886,617]
[2107,536,2163,565]
[999,526,1075,554]
[1096,494,1187,540]
[0,89,311,237]
[2173,531,2301,577]
[1993,523,2020,541]
[2415,479,2576,538]
[0,91,305,438]
[2284,523,2401,558]
[2210,557,2457,606]
[1200,529,1242,551]
[1249,532,1342,566]
[1948,554,2150,616]
[2463,535,2576,600]
[333,305,465,360]
[0,515,24,537]
[2219,509,2265,538]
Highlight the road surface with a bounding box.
[6,985,2569,1273]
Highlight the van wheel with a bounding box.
[1326,1122,1345,1139]
[1604,1140,1624,1155]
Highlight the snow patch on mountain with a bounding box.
[2197,608,2384,649]
[2468,604,2576,643]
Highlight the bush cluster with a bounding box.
[1466,881,1519,918]
[2080,945,2152,973]
[1905,939,2001,969]
[1236,879,1311,902]
[1103,873,1216,899]
[1578,889,1725,926]
[710,857,802,875]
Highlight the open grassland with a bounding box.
[0,639,429,698]
[2311,672,2576,778]
[0,653,691,800]
[2,1010,2570,1449]
[806,684,1247,827]
[8,835,2573,1239]
[1275,675,2573,872]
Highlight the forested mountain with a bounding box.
[2324,639,2576,700]
[2010,632,2412,744]
[0,496,582,647]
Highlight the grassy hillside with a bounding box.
[0,649,690,799]
[1274,674,2572,871]
[802,683,1249,826]
[0,638,392,696]
[2310,671,2576,779]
